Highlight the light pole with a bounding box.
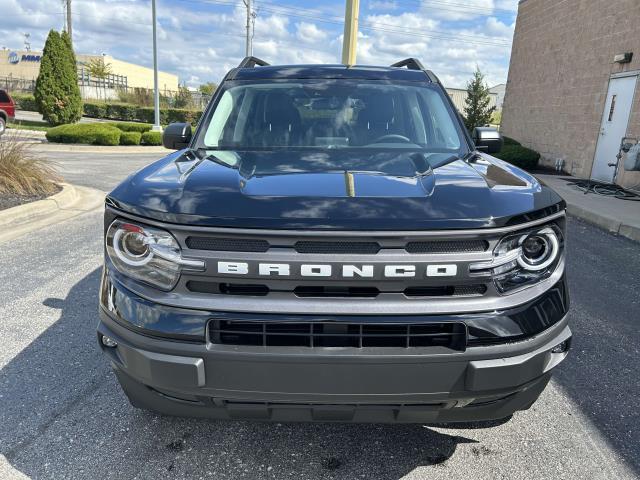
[151,0,162,132]
[243,0,253,57]
[341,0,359,65]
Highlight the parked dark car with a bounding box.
[0,89,16,136]
[98,57,570,424]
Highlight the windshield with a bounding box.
[196,80,467,154]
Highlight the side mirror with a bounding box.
[163,123,192,150]
[473,127,503,154]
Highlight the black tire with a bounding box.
[0,117,6,137]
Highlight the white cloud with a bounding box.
[296,22,327,43]
[0,0,517,89]
[368,1,399,11]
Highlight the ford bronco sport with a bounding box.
[98,57,570,423]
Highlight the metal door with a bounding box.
[591,75,638,182]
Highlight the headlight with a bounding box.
[471,223,564,294]
[105,219,204,291]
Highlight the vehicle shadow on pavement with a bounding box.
[1,268,480,479]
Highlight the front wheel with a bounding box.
[0,117,6,137]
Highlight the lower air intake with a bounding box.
[209,320,467,350]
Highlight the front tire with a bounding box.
[0,117,6,137]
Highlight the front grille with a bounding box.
[188,281,487,298]
[405,240,488,253]
[294,286,380,298]
[294,241,381,254]
[209,320,467,350]
[186,237,489,254]
[186,236,270,252]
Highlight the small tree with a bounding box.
[173,85,193,109]
[34,30,83,125]
[86,56,112,101]
[463,67,495,132]
[198,82,217,96]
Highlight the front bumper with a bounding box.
[98,306,571,423]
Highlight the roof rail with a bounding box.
[390,58,440,83]
[238,56,270,68]
[390,58,425,71]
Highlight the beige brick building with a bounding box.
[0,49,179,93]
[502,0,640,189]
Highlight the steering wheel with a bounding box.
[371,134,413,144]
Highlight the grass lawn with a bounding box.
[8,119,52,132]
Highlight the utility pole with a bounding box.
[66,0,73,48]
[341,0,359,65]
[243,0,253,57]
[151,0,162,132]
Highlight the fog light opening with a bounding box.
[101,335,118,348]
[550,340,569,354]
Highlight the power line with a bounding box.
[253,3,511,47]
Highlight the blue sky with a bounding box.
[1,0,518,88]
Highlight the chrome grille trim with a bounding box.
[110,209,565,237]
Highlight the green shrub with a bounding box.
[135,106,169,125]
[107,122,152,133]
[119,131,142,145]
[502,136,521,146]
[12,93,38,111]
[34,30,83,125]
[141,130,162,146]
[46,123,121,146]
[494,144,540,170]
[83,102,107,118]
[106,103,137,121]
[167,108,202,126]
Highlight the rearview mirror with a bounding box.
[473,127,503,154]
[163,123,192,150]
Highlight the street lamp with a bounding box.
[151,0,162,132]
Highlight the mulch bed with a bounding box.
[0,184,62,211]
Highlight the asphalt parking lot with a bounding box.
[1,148,639,479]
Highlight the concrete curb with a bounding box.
[6,128,47,137]
[30,143,170,154]
[0,183,105,243]
[537,174,640,243]
[564,200,640,243]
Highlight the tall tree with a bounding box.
[86,56,112,101]
[463,67,495,132]
[34,30,83,125]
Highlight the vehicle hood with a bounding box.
[107,149,564,230]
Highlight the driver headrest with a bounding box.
[263,92,300,127]
[359,96,395,127]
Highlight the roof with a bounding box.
[228,57,437,82]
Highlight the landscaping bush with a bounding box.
[494,144,540,171]
[502,136,521,146]
[135,106,169,125]
[119,131,142,145]
[0,132,60,195]
[82,101,201,126]
[167,108,203,126]
[106,103,137,121]
[11,94,38,112]
[107,122,152,133]
[141,130,162,146]
[46,123,121,146]
[83,102,107,119]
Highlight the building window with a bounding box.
[608,95,617,122]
